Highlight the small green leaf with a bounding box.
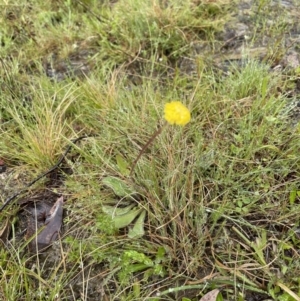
[128,210,146,238]
[237,200,243,208]
[116,154,130,176]
[216,291,224,301]
[155,246,166,263]
[290,190,297,205]
[102,176,135,197]
[113,208,142,229]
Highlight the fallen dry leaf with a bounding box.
[29,196,64,252]
[199,289,220,301]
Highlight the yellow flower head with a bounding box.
[164,101,191,126]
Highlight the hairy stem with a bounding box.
[130,123,167,177]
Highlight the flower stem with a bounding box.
[130,122,167,177]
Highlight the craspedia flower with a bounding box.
[164,101,191,126]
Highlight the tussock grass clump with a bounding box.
[0,65,77,172]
